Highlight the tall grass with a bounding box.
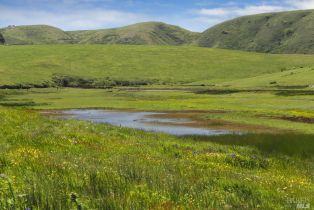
[0,109,313,209]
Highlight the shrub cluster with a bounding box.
[52,74,152,89]
[0,75,153,90]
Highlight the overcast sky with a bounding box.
[1,0,314,32]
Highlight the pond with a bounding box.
[49,109,234,136]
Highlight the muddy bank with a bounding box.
[151,112,285,134]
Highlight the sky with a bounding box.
[0,0,314,32]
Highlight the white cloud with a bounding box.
[233,5,288,16]
[197,5,287,18]
[0,6,147,30]
[199,8,228,16]
[286,0,314,9]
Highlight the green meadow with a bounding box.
[1,45,314,209]
[0,110,313,209]
[0,45,314,86]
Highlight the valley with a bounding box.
[0,8,314,210]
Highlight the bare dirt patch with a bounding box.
[259,114,314,124]
[280,116,314,124]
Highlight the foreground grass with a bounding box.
[0,109,313,209]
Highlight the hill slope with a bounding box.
[68,22,199,45]
[0,22,198,46]
[197,10,314,54]
[0,25,74,45]
[0,45,314,87]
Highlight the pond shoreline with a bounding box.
[41,109,286,136]
[42,109,235,136]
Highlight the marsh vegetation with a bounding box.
[0,110,313,209]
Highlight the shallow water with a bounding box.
[58,109,232,136]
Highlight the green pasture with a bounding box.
[0,45,314,86]
[1,44,314,209]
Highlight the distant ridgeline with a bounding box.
[0,9,314,54]
[0,22,199,46]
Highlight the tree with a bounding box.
[0,33,5,44]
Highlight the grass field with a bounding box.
[0,45,314,87]
[0,110,313,209]
[1,44,314,209]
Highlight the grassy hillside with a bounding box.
[68,22,199,45]
[197,10,314,54]
[0,22,198,46]
[0,25,74,45]
[219,66,314,88]
[0,45,314,87]
[1,11,314,54]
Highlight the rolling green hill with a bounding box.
[1,10,314,53]
[0,25,74,45]
[197,10,314,54]
[68,22,199,45]
[0,22,198,46]
[0,45,314,87]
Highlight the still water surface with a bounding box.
[59,109,232,136]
